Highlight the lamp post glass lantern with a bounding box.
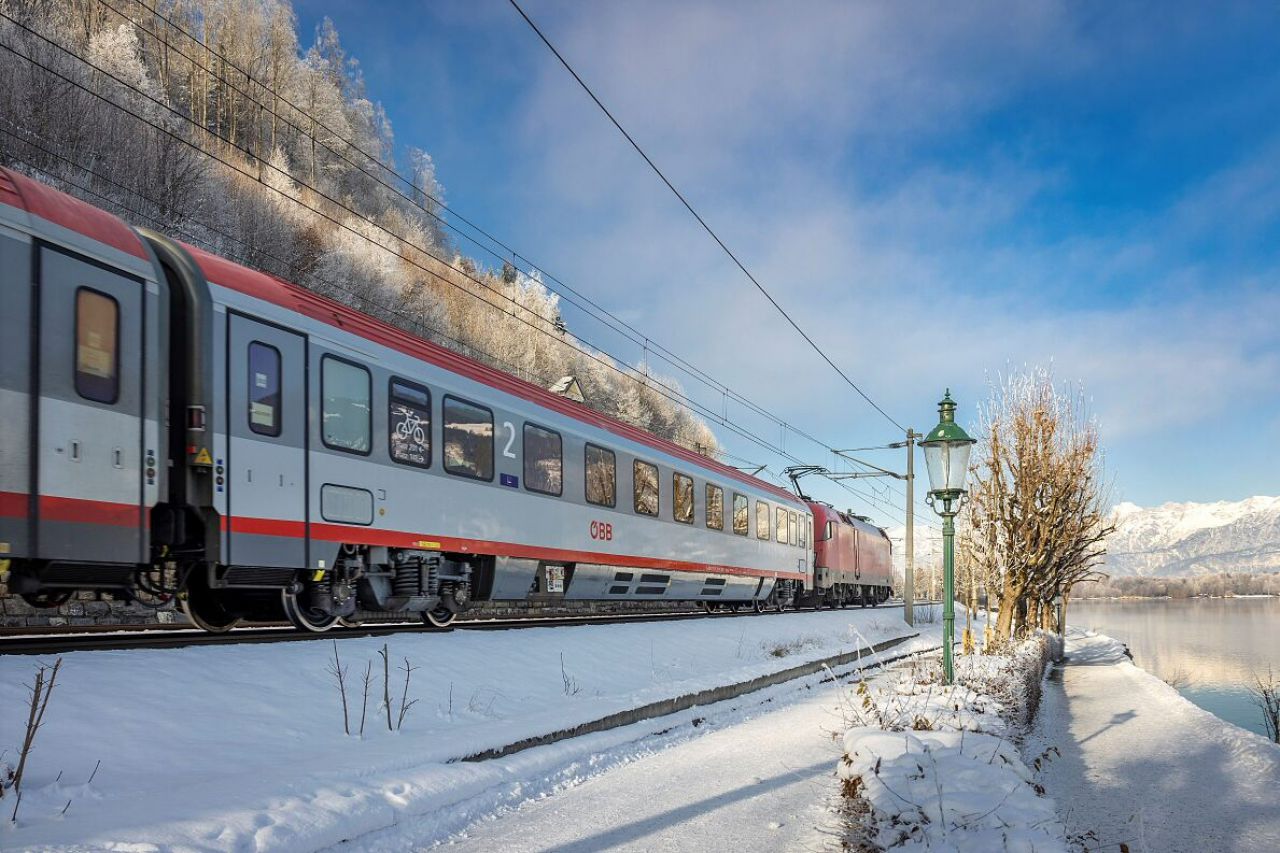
[921,390,976,685]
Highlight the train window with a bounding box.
[732,493,749,536]
[634,460,659,517]
[808,517,814,548]
[388,378,430,468]
[443,395,494,480]
[789,511,798,546]
[755,501,770,540]
[321,356,371,454]
[246,342,282,436]
[800,513,807,548]
[74,288,119,404]
[523,423,563,496]
[706,484,724,530]
[776,506,787,543]
[673,473,694,524]
[585,443,616,507]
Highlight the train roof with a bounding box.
[182,242,805,505]
[0,168,801,504]
[0,168,150,262]
[808,501,888,536]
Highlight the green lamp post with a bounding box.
[920,390,977,685]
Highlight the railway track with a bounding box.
[0,606,780,655]
[2,599,935,656]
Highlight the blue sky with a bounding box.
[294,0,1279,522]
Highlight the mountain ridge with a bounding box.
[1104,495,1280,577]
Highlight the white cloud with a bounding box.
[491,1,1279,506]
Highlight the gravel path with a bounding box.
[1027,630,1280,853]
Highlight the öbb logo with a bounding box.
[589,520,613,541]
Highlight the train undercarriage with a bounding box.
[4,550,894,633]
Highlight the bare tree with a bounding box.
[1251,667,1280,744]
[325,640,349,735]
[395,657,419,731]
[6,657,63,823]
[961,368,1113,641]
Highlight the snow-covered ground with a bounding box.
[0,607,921,851]
[838,635,1068,852]
[1027,628,1280,853]
[352,644,943,853]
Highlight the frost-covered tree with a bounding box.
[960,368,1112,639]
[0,0,718,453]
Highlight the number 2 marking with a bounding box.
[502,421,517,459]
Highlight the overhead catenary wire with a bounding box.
[107,0,932,524]
[506,0,907,435]
[0,79,899,521]
[0,11,917,523]
[106,0,854,470]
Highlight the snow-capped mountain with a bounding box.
[1104,496,1280,577]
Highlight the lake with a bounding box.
[1068,597,1280,739]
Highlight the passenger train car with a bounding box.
[0,168,892,632]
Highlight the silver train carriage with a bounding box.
[0,168,853,632]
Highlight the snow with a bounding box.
[360,659,880,852]
[1027,628,1280,853]
[1104,495,1280,576]
[841,728,1065,853]
[0,607,919,851]
[837,636,1068,852]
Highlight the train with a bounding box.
[0,167,893,633]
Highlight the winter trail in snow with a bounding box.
[1028,629,1280,853]
[413,674,853,852]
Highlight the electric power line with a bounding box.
[0,11,912,522]
[110,0,858,473]
[108,0,928,522]
[507,0,907,435]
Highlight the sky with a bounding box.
[293,0,1280,524]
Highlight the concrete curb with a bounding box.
[461,632,928,762]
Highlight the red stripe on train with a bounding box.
[0,490,26,518]
[0,491,142,527]
[234,517,807,581]
[40,495,141,527]
[0,492,806,581]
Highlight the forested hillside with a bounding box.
[0,0,718,451]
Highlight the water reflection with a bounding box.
[1069,597,1279,738]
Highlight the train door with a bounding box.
[226,314,307,568]
[0,231,31,559]
[36,246,146,563]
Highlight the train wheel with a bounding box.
[182,587,241,634]
[422,607,458,630]
[699,601,718,614]
[20,590,74,609]
[752,599,765,614]
[282,589,339,633]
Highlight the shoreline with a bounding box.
[1028,629,1280,852]
[1072,593,1278,601]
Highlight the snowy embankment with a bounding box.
[838,635,1068,852]
[1028,629,1280,853]
[0,608,918,851]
